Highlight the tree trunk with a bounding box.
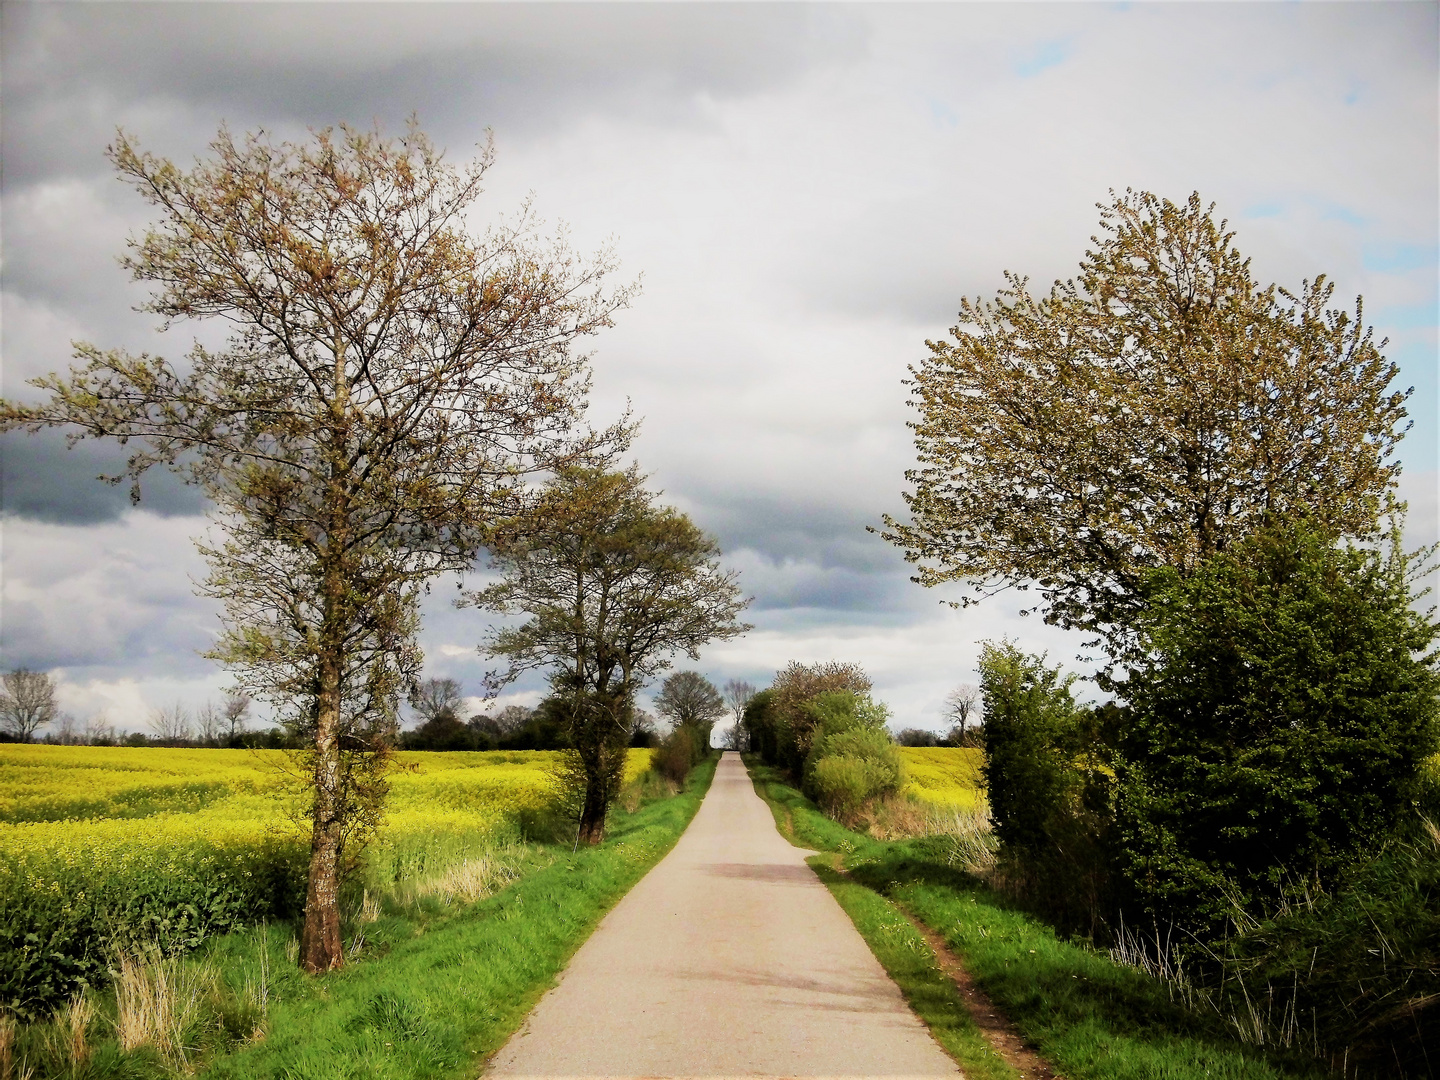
[577,775,609,845]
[301,623,346,972]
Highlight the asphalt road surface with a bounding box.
[486,751,962,1079]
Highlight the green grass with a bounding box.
[810,860,1018,1080]
[11,758,716,1080]
[210,756,717,1080]
[744,757,1328,1080]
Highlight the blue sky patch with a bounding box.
[1013,37,1073,78]
[1364,243,1439,275]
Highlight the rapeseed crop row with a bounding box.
[0,746,653,1016]
[899,747,985,810]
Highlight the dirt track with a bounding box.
[486,751,961,1079]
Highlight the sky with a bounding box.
[2,1,1437,737]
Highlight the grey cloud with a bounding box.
[3,3,865,188]
[1,430,209,524]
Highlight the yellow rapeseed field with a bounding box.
[0,744,653,1014]
[899,747,986,811]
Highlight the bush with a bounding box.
[1202,820,1440,1075]
[653,726,702,785]
[799,692,903,819]
[977,641,1111,932]
[1112,519,1440,938]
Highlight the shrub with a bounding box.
[766,662,872,770]
[653,726,701,785]
[977,641,1111,932]
[800,692,903,819]
[1112,519,1440,938]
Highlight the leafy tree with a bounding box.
[465,465,750,843]
[0,670,58,742]
[654,671,726,750]
[766,661,872,770]
[1111,518,1440,937]
[0,122,629,972]
[884,190,1410,647]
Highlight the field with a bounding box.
[0,745,653,1015]
[899,747,985,810]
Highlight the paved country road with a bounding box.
[487,751,962,1078]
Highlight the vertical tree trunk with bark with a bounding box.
[302,669,346,972]
[302,548,348,973]
[577,780,609,845]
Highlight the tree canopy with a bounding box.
[654,671,726,748]
[884,190,1410,642]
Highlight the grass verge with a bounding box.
[744,756,1327,1080]
[9,756,716,1080]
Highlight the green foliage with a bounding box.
[1203,823,1440,1076]
[741,689,779,764]
[755,662,873,770]
[653,726,704,785]
[798,692,903,820]
[976,642,1111,930]
[0,835,307,1019]
[1112,519,1440,937]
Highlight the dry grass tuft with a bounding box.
[46,994,94,1070]
[398,840,527,907]
[0,1014,15,1080]
[114,952,215,1070]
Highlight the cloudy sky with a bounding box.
[2,2,1436,735]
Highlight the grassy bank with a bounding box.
[745,758,1327,1080]
[7,756,715,1080]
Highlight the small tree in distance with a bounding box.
[467,465,751,843]
[944,683,981,745]
[721,679,757,750]
[222,695,251,742]
[654,672,726,751]
[0,670,58,743]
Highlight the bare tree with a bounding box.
[196,702,226,745]
[0,670,59,742]
[944,683,981,743]
[412,678,465,726]
[721,678,757,751]
[84,712,117,745]
[223,695,251,741]
[2,122,630,973]
[53,713,81,745]
[149,703,193,744]
[491,704,534,735]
